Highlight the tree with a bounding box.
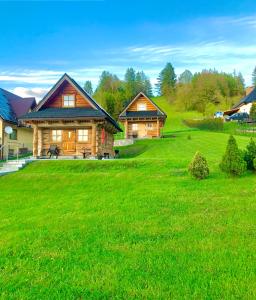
[244,138,256,170]
[220,135,246,176]
[84,80,93,95]
[188,151,209,180]
[179,70,193,84]
[156,63,176,99]
[252,66,256,86]
[135,71,153,96]
[93,71,126,119]
[250,103,256,121]
[124,68,136,100]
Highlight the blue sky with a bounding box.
[1,0,256,100]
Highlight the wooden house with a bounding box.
[119,92,167,139]
[0,88,36,159]
[20,73,122,158]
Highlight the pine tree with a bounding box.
[84,80,93,95]
[244,138,256,170]
[220,135,246,176]
[252,66,256,86]
[124,68,136,100]
[250,103,256,121]
[179,70,193,84]
[156,63,176,99]
[188,151,209,180]
[144,79,153,97]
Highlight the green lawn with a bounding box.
[0,100,256,299]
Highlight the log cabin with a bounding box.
[20,73,122,158]
[119,92,167,139]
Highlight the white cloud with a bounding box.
[11,87,49,101]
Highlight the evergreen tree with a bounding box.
[179,70,193,84]
[84,80,93,95]
[250,103,256,121]
[144,78,153,97]
[244,138,256,170]
[188,151,209,180]
[156,63,176,98]
[220,135,246,176]
[252,66,256,86]
[124,68,136,100]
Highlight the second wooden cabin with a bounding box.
[119,92,167,139]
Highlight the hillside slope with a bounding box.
[0,98,255,299]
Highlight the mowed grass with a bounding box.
[0,101,256,299]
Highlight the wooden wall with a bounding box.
[128,95,156,111]
[96,128,114,156]
[41,128,92,156]
[45,81,93,108]
[40,125,114,157]
[122,120,164,138]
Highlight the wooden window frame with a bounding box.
[77,129,89,143]
[146,123,153,130]
[132,123,138,131]
[63,94,75,107]
[137,103,146,111]
[51,129,62,142]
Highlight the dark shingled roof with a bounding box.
[21,107,105,120]
[0,88,36,123]
[119,110,164,118]
[233,87,256,109]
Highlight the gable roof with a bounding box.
[119,92,167,118]
[0,88,36,123]
[22,73,122,132]
[233,87,256,109]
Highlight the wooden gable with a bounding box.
[127,94,157,112]
[43,80,93,109]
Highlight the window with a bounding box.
[146,123,153,129]
[9,129,17,140]
[137,103,146,111]
[78,129,89,142]
[52,130,62,142]
[132,123,138,131]
[63,95,75,107]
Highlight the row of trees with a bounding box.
[83,69,153,119]
[83,63,250,118]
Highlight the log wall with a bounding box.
[45,81,93,108]
[128,95,156,111]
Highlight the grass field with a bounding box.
[0,99,256,299]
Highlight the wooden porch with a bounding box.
[30,119,115,158]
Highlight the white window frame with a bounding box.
[132,123,138,131]
[52,130,62,142]
[63,95,75,107]
[137,103,147,111]
[78,129,89,142]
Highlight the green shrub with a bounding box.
[188,151,209,180]
[220,135,246,176]
[243,138,256,170]
[183,118,224,131]
[249,103,256,121]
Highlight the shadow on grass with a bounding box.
[118,144,149,159]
